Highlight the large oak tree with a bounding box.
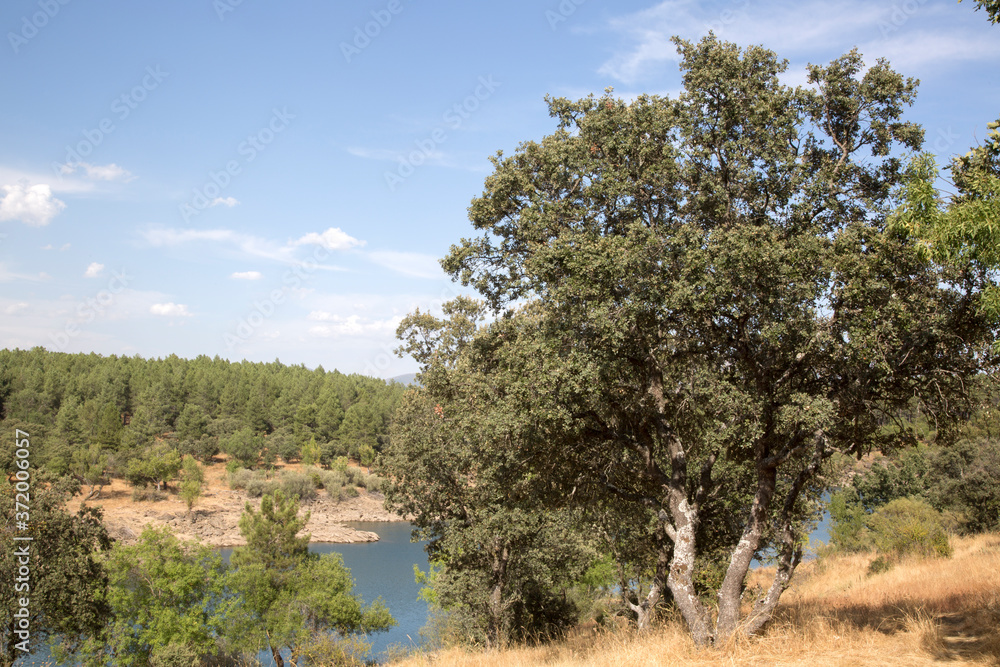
[430,36,997,645]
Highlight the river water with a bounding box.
[217,521,430,665]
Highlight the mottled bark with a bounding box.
[666,498,714,645]
[486,542,510,647]
[715,464,778,642]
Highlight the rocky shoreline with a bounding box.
[77,486,405,548]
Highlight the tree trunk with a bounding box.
[666,498,714,645]
[270,645,284,667]
[487,542,510,647]
[715,465,777,643]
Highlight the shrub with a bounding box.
[269,429,299,463]
[344,485,359,499]
[279,471,317,502]
[225,459,243,475]
[828,487,872,553]
[131,487,166,502]
[302,465,324,489]
[244,476,280,498]
[326,483,345,502]
[364,474,382,494]
[325,470,348,488]
[866,497,952,563]
[228,468,255,491]
[344,466,362,487]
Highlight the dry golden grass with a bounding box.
[388,533,1000,667]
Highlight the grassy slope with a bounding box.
[388,533,1000,666]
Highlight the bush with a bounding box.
[828,488,871,553]
[131,487,166,502]
[228,468,255,491]
[866,497,952,560]
[244,476,280,498]
[326,483,345,502]
[364,474,382,494]
[302,465,324,489]
[322,470,348,490]
[344,466,362,487]
[344,485,359,499]
[279,471,317,502]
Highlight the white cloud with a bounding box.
[0,183,66,226]
[293,227,366,251]
[306,312,403,338]
[0,166,93,194]
[144,228,238,246]
[150,302,192,317]
[4,302,28,315]
[84,262,105,278]
[231,271,262,280]
[60,162,135,182]
[141,226,353,269]
[596,0,996,84]
[211,197,240,208]
[367,250,443,279]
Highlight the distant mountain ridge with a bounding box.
[389,373,418,386]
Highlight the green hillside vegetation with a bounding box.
[0,348,404,491]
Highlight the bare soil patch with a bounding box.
[66,459,406,547]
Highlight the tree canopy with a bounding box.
[399,35,1000,645]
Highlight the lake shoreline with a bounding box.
[67,460,409,547]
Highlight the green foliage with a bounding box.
[278,470,318,502]
[228,490,393,665]
[176,435,218,464]
[383,382,598,647]
[123,442,182,491]
[960,0,1000,24]
[1,478,112,667]
[867,497,952,559]
[174,403,209,442]
[828,488,871,553]
[221,428,262,468]
[401,33,996,645]
[925,438,1000,533]
[179,456,203,513]
[300,435,320,466]
[0,349,404,482]
[77,526,236,667]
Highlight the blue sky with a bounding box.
[1,0,997,377]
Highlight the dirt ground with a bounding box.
[65,459,407,547]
